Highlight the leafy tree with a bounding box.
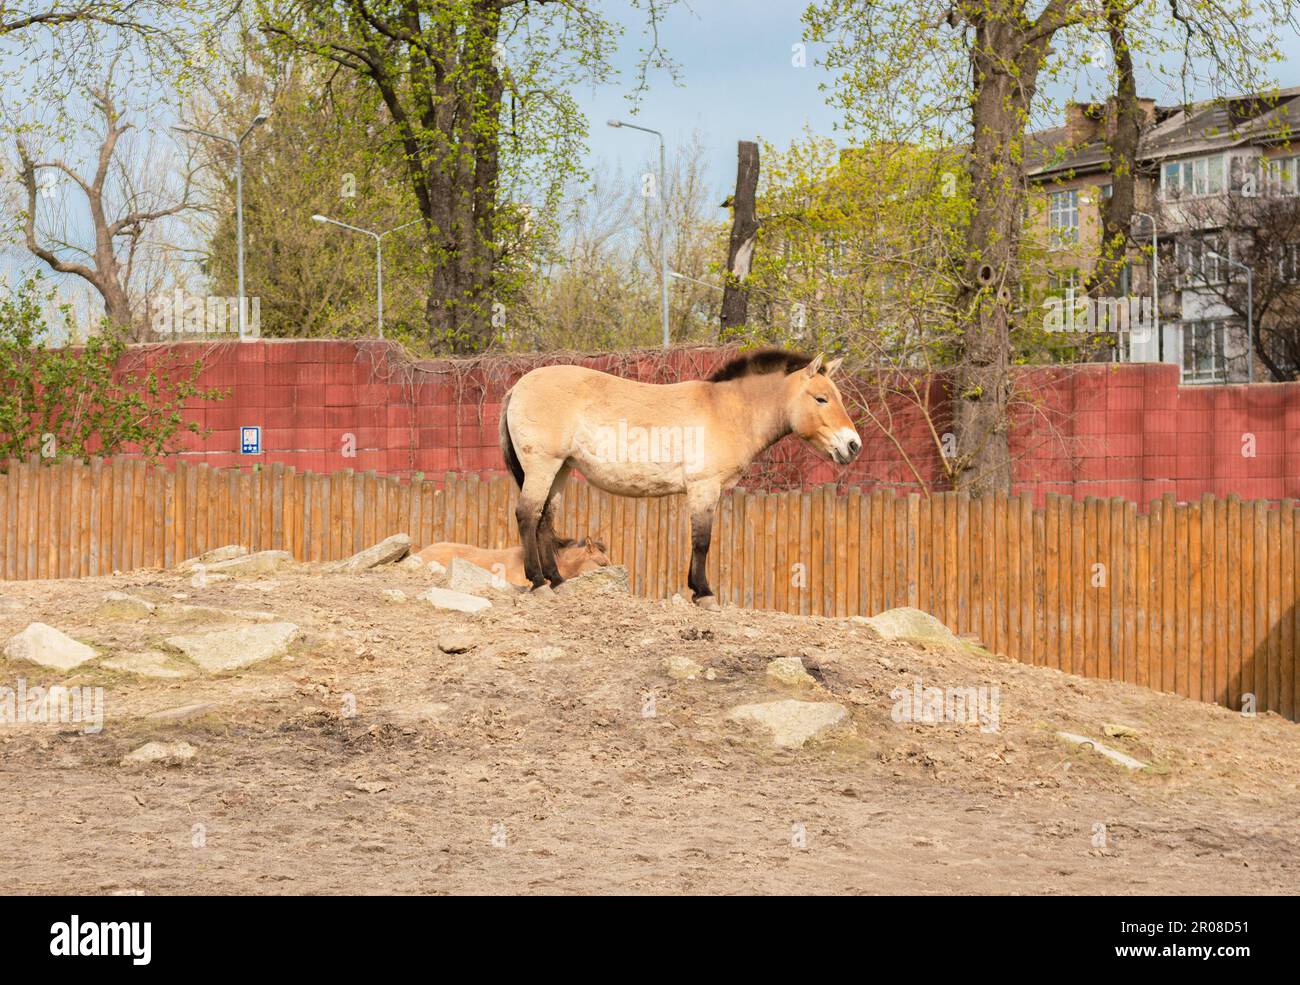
[258,0,679,353]
[0,276,224,462]
[804,0,1298,493]
[193,32,430,342]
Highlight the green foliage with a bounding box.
[201,37,431,343]
[255,0,679,352]
[729,133,970,364]
[0,277,226,463]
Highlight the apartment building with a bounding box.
[1025,88,1300,383]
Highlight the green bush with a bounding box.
[0,276,226,463]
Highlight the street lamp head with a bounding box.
[606,118,623,128]
[252,114,268,126]
[311,214,328,223]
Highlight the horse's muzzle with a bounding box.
[829,430,862,465]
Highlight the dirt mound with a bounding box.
[1,563,1298,895]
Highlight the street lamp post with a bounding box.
[1132,211,1160,362]
[669,270,722,292]
[607,118,670,349]
[172,114,268,341]
[312,215,421,338]
[1206,250,1254,383]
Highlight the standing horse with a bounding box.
[498,349,861,607]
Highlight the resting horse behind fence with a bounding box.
[498,348,861,608]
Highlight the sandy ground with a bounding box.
[1,562,1298,896]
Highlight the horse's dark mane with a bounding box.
[707,348,813,383]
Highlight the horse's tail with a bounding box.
[499,389,525,488]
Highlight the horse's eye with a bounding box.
[814,395,829,405]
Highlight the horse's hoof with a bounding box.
[694,595,719,611]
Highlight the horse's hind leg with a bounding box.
[536,464,572,588]
[515,459,565,590]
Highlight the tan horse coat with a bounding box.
[500,350,860,602]
[414,538,610,588]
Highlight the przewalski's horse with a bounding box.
[498,349,861,607]
[414,537,611,587]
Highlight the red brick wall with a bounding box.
[116,339,1300,508]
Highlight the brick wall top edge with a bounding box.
[75,338,1300,397]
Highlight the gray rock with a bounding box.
[766,656,815,687]
[382,589,408,603]
[163,622,301,674]
[121,740,197,767]
[177,545,248,571]
[419,586,491,614]
[100,650,197,679]
[3,623,97,671]
[97,591,157,621]
[437,634,475,654]
[661,654,703,680]
[446,556,508,595]
[726,699,852,750]
[202,550,295,577]
[161,603,279,624]
[556,564,629,596]
[1057,732,1148,770]
[331,534,411,573]
[854,607,961,646]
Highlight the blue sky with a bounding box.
[571,1,838,201]
[572,0,1300,203]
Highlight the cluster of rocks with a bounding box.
[656,607,992,752]
[2,604,303,680]
[0,527,1016,763]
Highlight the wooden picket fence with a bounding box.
[2,455,1298,720]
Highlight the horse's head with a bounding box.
[582,537,611,567]
[558,537,612,577]
[786,353,861,465]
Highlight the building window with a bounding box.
[1174,235,1229,288]
[1100,183,1113,200]
[1265,155,1300,196]
[1182,321,1227,383]
[1279,242,1300,282]
[1048,189,1079,246]
[1048,269,1079,306]
[1162,154,1227,199]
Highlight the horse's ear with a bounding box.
[825,356,844,377]
[804,353,825,377]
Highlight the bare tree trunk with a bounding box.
[15,83,191,338]
[1091,6,1140,303]
[720,140,760,331]
[951,15,1050,495]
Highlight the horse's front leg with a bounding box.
[685,482,721,610]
